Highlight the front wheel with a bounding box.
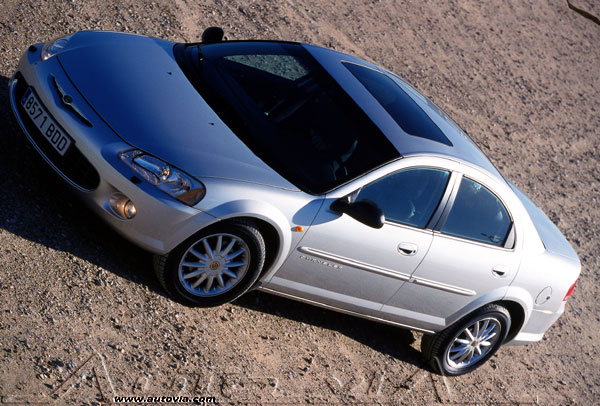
[421,304,511,376]
[155,220,266,307]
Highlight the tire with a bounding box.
[154,220,266,307]
[421,304,511,376]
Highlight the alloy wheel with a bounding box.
[445,317,501,369]
[178,233,250,297]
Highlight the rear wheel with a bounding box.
[421,304,511,376]
[155,220,265,306]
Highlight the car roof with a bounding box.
[303,43,505,182]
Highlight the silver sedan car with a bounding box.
[9,29,580,375]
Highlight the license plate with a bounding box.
[21,88,73,156]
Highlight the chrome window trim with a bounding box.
[382,219,437,235]
[431,173,463,230]
[432,228,516,252]
[504,223,516,249]
[427,171,461,230]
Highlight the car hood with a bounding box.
[509,181,580,265]
[57,31,298,190]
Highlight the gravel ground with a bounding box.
[1,0,599,405]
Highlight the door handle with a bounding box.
[398,242,418,256]
[492,265,508,278]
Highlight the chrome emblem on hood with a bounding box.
[52,75,92,127]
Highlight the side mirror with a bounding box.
[330,196,385,229]
[202,27,224,44]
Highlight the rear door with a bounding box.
[381,174,521,331]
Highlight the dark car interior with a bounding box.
[175,41,400,194]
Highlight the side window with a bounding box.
[357,168,450,228]
[441,177,512,246]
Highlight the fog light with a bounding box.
[124,200,137,219]
[109,193,137,219]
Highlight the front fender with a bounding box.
[207,198,293,271]
[196,178,324,279]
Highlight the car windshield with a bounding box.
[174,41,400,194]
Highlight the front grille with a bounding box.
[13,73,100,191]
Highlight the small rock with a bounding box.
[50,359,65,368]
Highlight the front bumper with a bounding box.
[8,44,215,254]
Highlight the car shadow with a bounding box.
[235,290,426,368]
[0,73,427,370]
[0,73,161,293]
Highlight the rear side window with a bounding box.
[357,168,450,228]
[442,177,512,246]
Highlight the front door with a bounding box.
[266,167,452,317]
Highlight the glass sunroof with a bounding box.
[343,62,452,147]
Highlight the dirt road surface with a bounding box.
[1,0,599,404]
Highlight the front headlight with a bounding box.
[41,34,74,61]
[119,150,206,206]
